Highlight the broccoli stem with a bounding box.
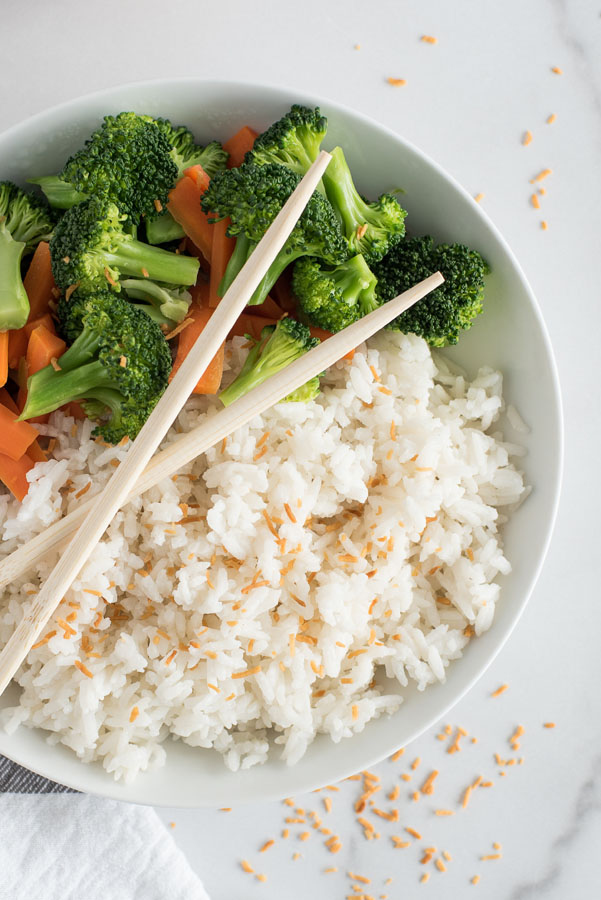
[105,239,199,286]
[145,213,185,245]
[28,176,87,210]
[0,224,29,330]
[247,250,303,306]
[20,359,117,421]
[120,278,190,324]
[218,234,254,297]
[320,146,370,237]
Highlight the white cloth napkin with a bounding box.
[0,793,211,900]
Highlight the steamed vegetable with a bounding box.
[50,198,199,293]
[293,253,378,332]
[373,235,488,346]
[202,162,348,307]
[20,292,171,442]
[246,105,327,177]
[0,182,54,332]
[219,317,319,407]
[31,112,178,220]
[321,146,406,263]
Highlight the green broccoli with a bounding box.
[120,279,192,325]
[0,182,54,330]
[220,317,319,407]
[146,120,228,245]
[293,253,378,332]
[321,146,407,264]
[202,162,348,307]
[285,376,321,403]
[50,198,199,293]
[246,105,327,177]
[153,119,228,179]
[31,113,179,222]
[372,235,488,346]
[20,292,172,442]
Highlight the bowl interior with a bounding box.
[0,79,562,806]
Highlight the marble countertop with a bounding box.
[3,0,600,896]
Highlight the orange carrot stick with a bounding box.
[0,403,39,460]
[25,313,55,339]
[8,244,57,369]
[26,326,66,377]
[26,441,47,464]
[0,388,45,462]
[167,165,213,263]
[23,242,55,320]
[247,295,284,319]
[0,332,7,387]
[20,326,67,424]
[208,217,235,309]
[169,299,224,394]
[0,451,34,501]
[223,126,258,168]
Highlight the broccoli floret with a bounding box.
[20,292,171,442]
[246,105,327,176]
[28,177,87,210]
[120,279,191,325]
[372,236,488,346]
[145,122,228,245]
[321,147,407,264]
[220,317,319,407]
[153,119,228,178]
[293,254,378,332]
[31,112,178,221]
[0,182,54,330]
[50,198,199,293]
[202,162,347,307]
[0,181,54,250]
[284,376,321,403]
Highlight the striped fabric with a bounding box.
[0,755,75,793]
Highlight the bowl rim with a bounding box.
[0,76,563,805]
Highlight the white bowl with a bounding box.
[0,79,562,806]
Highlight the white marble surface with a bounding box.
[2,0,600,895]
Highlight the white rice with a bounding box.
[0,332,527,781]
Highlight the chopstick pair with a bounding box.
[0,151,443,697]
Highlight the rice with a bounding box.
[0,332,527,781]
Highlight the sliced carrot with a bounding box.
[25,313,55,339]
[20,326,67,424]
[167,165,213,264]
[247,295,284,319]
[223,126,258,168]
[26,325,66,377]
[208,217,235,308]
[307,325,355,361]
[0,388,18,414]
[0,452,34,501]
[67,401,87,420]
[0,387,45,461]
[23,242,55,320]
[9,241,57,369]
[26,441,47,463]
[0,403,39,460]
[169,296,224,394]
[0,332,7,387]
[229,314,278,341]
[272,270,299,313]
[10,312,58,368]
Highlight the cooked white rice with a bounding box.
[0,332,526,781]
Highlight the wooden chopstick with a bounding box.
[0,152,332,697]
[0,272,443,593]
